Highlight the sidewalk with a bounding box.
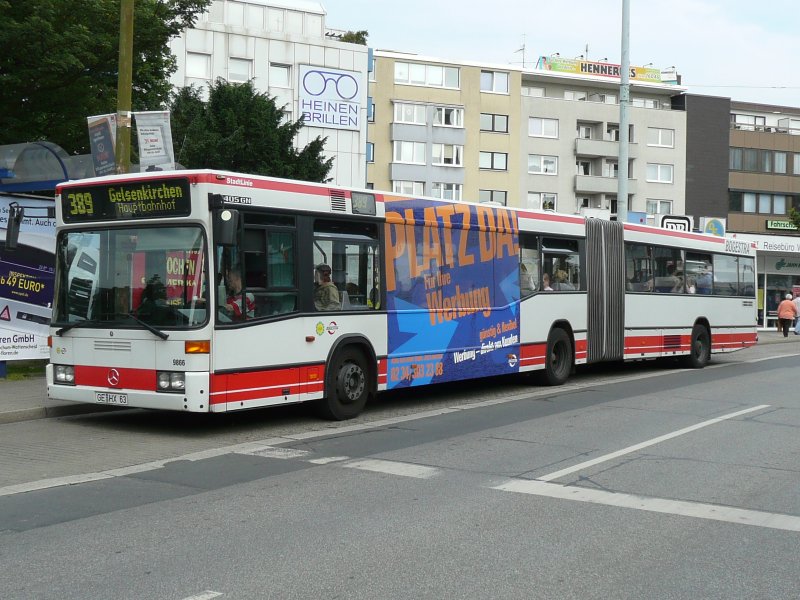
[1,331,797,425]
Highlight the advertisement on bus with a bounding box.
[0,195,56,360]
[384,198,520,389]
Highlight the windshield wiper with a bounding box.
[116,312,169,341]
[55,318,105,336]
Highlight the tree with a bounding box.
[0,0,210,155]
[338,30,368,45]
[170,79,333,182]
[790,207,800,231]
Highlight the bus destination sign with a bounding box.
[62,178,192,222]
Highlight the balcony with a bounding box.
[575,137,638,158]
[575,174,637,195]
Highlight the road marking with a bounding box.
[308,456,350,464]
[180,592,223,600]
[538,404,770,482]
[236,446,310,459]
[493,479,800,532]
[343,459,439,479]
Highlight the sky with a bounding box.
[319,0,800,107]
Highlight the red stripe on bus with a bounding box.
[623,224,726,244]
[75,365,156,390]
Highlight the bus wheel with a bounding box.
[542,328,572,386]
[684,325,710,369]
[318,348,369,420]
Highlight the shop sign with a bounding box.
[767,256,800,273]
[766,220,798,231]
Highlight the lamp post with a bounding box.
[617,0,630,223]
[115,0,134,174]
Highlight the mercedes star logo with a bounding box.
[107,368,120,387]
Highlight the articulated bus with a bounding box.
[47,170,758,419]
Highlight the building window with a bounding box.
[433,106,464,127]
[480,113,508,133]
[521,86,544,97]
[228,57,252,82]
[646,199,672,215]
[729,148,742,170]
[528,154,558,175]
[606,124,620,141]
[743,192,756,213]
[774,195,787,214]
[269,63,290,87]
[529,117,559,138]
[731,113,766,130]
[794,154,800,175]
[394,102,426,124]
[564,90,587,101]
[394,62,460,89]
[432,144,463,166]
[393,181,424,195]
[366,142,374,163]
[646,163,673,183]
[479,152,508,170]
[760,152,771,173]
[775,152,787,174]
[647,127,674,147]
[431,182,462,201]
[528,192,557,211]
[186,52,211,79]
[632,97,659,108]
[479,190,508,205]
[393,141,425,164]
[743,149,758,171]
[368,101,375,123]
[480,70,509,94]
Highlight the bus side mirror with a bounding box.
[213,208,239,246]
[5,203,24,250]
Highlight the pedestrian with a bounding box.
[777,293,797,337]
[792,293,800,335]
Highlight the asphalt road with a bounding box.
[1,346,798,599]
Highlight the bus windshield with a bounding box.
[53,226,209,329]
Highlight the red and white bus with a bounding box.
[47,170,757,419]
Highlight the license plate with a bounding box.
[96,392,128,405]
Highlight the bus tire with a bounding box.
[683,324,710,369]
[318,347,370,420]
[542,328,572,386]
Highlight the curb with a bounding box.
[0,402,127,425]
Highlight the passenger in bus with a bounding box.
[686,276,697,294]
[554,269,574,291]
[520,263,536,295]
[314,264,340,310]
[542,273,553,291]
[223,266,255,320]
[695,262,712,294]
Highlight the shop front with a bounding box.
[730,233,800,329]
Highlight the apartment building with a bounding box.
[368,51,687,219]
[169,0,370,187]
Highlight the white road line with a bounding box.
[493,479,800,532]
[180,592,223,600]
[538,404,770,482]
[307,456,350,464]
[236,446,310,459]
[344,459,439,479]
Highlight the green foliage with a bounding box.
[170,79,333,182]
[0,0,211,154]
[338,30,368,45]
[790,207,800,231]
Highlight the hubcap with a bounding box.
[342,364,365,402]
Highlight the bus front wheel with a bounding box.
[318,348,370,420]
[683,324,710,369]
[542,328,572,386]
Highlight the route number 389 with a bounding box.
[67,192,94,215]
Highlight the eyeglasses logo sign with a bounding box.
[299,65,362,131]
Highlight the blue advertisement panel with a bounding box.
[384,198,520,389]
[0,196,56,360]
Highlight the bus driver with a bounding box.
[314,264,340,310]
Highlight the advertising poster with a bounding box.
[298,65,362,131]
[86,113,117,176]
[384,198,520,389]
[0,195,56,360]
[133,111,175,171]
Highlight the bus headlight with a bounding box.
[54,365,75,385]
[157,371,185,392]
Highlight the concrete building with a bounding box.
[169,0,370,187]
[368,51,687,220]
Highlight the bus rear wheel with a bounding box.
[683,324,710,369]
[542,328,572,386]
[318,348,370,420]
